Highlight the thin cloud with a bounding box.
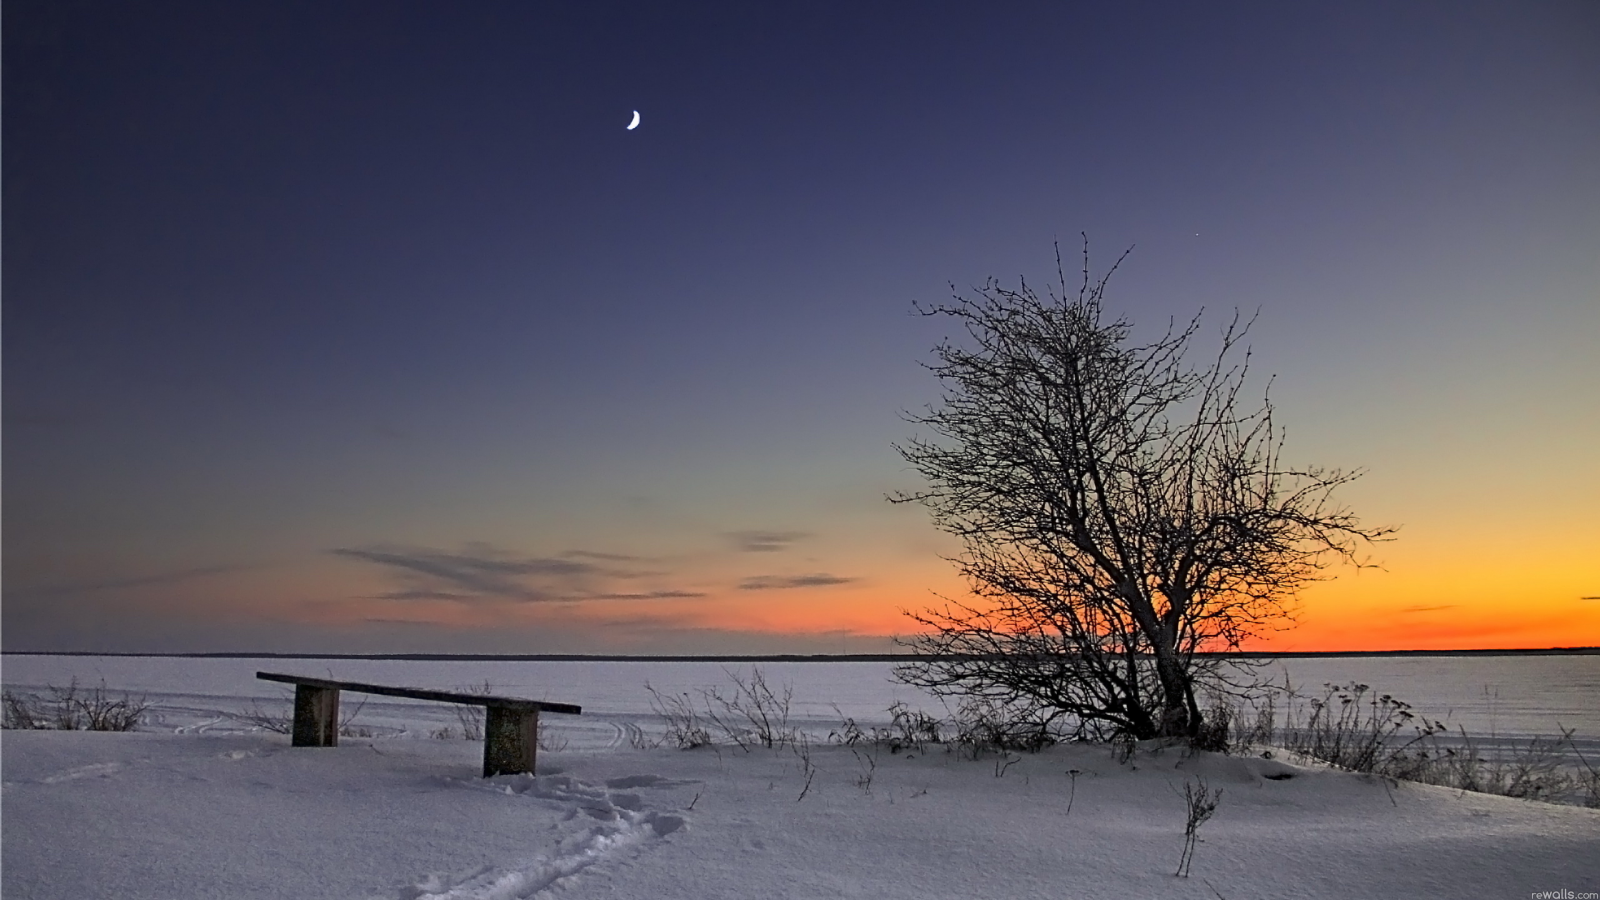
[331,547,589,600]
[360,617,450,627]
[562,549,643,562]
[332,543,694,605]
[583,590,707,600]
[592,612,702,631]
[737,573,856,591]
[371,589,476,602]
[1400,604,1457,613]
[727,530,809,553]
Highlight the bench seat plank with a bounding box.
[256,672,581,715]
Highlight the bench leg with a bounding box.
[483,706,538,777]
[291,685,340,747]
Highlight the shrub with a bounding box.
[231,699,293,734]
[1191,700,1232,753]
[3,690,42,730]
[1296,683,1439,774]
[950,697,1055,760]
[828,708,867,747]
[831,701,945,755]
[887,701,944,753]
[701,667,797,750]
[1572,743,1600,809]
[1396,727,1576,803]
[1,680,149,731]
[645,683,713,749]
[1175,777,1223,878]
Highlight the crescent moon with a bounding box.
[627,110,640,130]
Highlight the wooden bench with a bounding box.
[256,672,581,777]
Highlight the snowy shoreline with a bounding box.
[5,653,1598,742]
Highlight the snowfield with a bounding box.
[5,726,1597,899]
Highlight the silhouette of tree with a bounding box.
[892,241,1393,741]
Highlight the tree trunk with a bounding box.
[1152,652,1194,738]
[1121,581,1195,738]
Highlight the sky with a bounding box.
[4,1,1597,656]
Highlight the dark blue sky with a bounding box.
[6,1,1597,653]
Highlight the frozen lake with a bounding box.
[4,653,1597,756]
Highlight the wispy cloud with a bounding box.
[331,547,586,600]
[737,573,856,591]
[726,530,809,553]
[584,590,706,600]
[1400,604,1458,613]
[372,589,477,602]
[332,543,699,604]
[562,549,643,562]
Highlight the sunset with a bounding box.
[5,2,1596,657]
[4,4,1597,897]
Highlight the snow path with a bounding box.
[399,774,689,900]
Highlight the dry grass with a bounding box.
[646,667,799,751]
[701,667,798,751]
[232,699,294,734]
[1175,776,1223,878]
[1218,683,1596,807]
[644,683,712,749]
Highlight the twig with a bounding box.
[1175,777,1222,878]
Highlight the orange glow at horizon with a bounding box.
[293,565,1600,652]
[646,558,1600,652]
[227,533,1599,654]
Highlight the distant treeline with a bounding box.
[2,647,1597,662]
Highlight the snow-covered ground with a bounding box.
[5,728,1598,899]
[4,656,1599,898]
[3,675,1600,890]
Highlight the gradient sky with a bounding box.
[5,1,1597,655]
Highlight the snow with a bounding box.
[4,661,1599,898]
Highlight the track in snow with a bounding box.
[396,773,689,900]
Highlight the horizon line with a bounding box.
[3,647,1598,662]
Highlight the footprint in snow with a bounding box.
[400,773,688,899]
[41,762,125,784]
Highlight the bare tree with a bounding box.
[892,240,1392,741]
